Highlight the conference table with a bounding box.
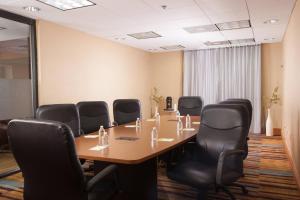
[75,114,200,200]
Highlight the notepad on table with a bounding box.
[84,135,98,139]
[146,118,156,122]
[158,138,174,142]
[192,121,201,125]
[89,145,108,151]
[183,128,196,131]
[124,125,137,128]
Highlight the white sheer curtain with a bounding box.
[183,45,261,133]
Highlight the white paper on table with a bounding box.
[84,135,98,138]
[183,128,196,131]
[192,121,201,125]
[158,138,174,142]
[124,125,137,128]
[89,145,108,151]
[146,118,156,122]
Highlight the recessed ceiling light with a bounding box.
[216,20,251,31]
[114,37,126,41]
[37,0,95,11]
[264,19,279,24]
[183,24,218,34]
[160,45,185,50]
[148,49,158,51]
[230,38,255,44]
[264,38,276,41]
[161,5,167,10]
[23,6,40,12]
[204,41,230,46]
[128,31,162,39]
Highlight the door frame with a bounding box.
[0,9,38,116]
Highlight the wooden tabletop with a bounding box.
[75,115,200,164]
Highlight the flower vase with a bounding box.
[266,108,273,136]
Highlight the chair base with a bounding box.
[197,189,208,200]
[231,183,248,194]
[217,183,248,200]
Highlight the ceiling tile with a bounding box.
[195,0,249,23]
[221,28,253,40]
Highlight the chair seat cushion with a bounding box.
[167,161,217,188]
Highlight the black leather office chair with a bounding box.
[221,99,252,126]
[36,104,81,137]
[77,101,110,134]
[220,99,252,159]
[7,119,119,200]
[167,104,249,200]
[178,96,203,116]
[113,99,141,126]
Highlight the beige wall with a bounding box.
[36,20,152,120]
[261,43,283,131]
[150,51,183,111]
[282,0,300,185]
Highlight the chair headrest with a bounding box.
[36,104,77,119]
[178,96,202,108]
[113,99,140,113]
[221,99,252,111]
[8,119,73,138]
[201,104,249,129]
[76,101,109,116]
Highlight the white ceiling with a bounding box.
[0,0,296,52]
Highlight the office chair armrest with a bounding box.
[216,149,245,185]
[86,164,118,192]
[80,129,85,135]
[112,121,118,126]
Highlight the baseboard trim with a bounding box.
[281,133,300,190]
[273,128,281,136]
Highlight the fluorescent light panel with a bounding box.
[183,24,218,34]
[128,31,161,39]
[160,45,185,50]
[37,0,95,11]
[230,38,255,44]
[204,41,230,46]
[216,20,251,31]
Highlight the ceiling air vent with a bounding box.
[37,0,95,11]
[230,38,255,44]
[160,45,185,50]
[0,27,6,30]
[216,20,251,31]
[127,31,162,39]
[204,41,230,46]
[183,24,218,33]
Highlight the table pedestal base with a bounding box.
[95,158,158,200]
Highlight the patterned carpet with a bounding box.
[0,135,300,200]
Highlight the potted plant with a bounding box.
[265,86,280,136]
[150,87,163,117]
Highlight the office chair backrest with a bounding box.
[178,96,203,116]
[76,101,110,134]
[36,104,81,137]
[113,99,141,125]
[197,104,249,163]
[220,98,252,128]
[8,119,86,200]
